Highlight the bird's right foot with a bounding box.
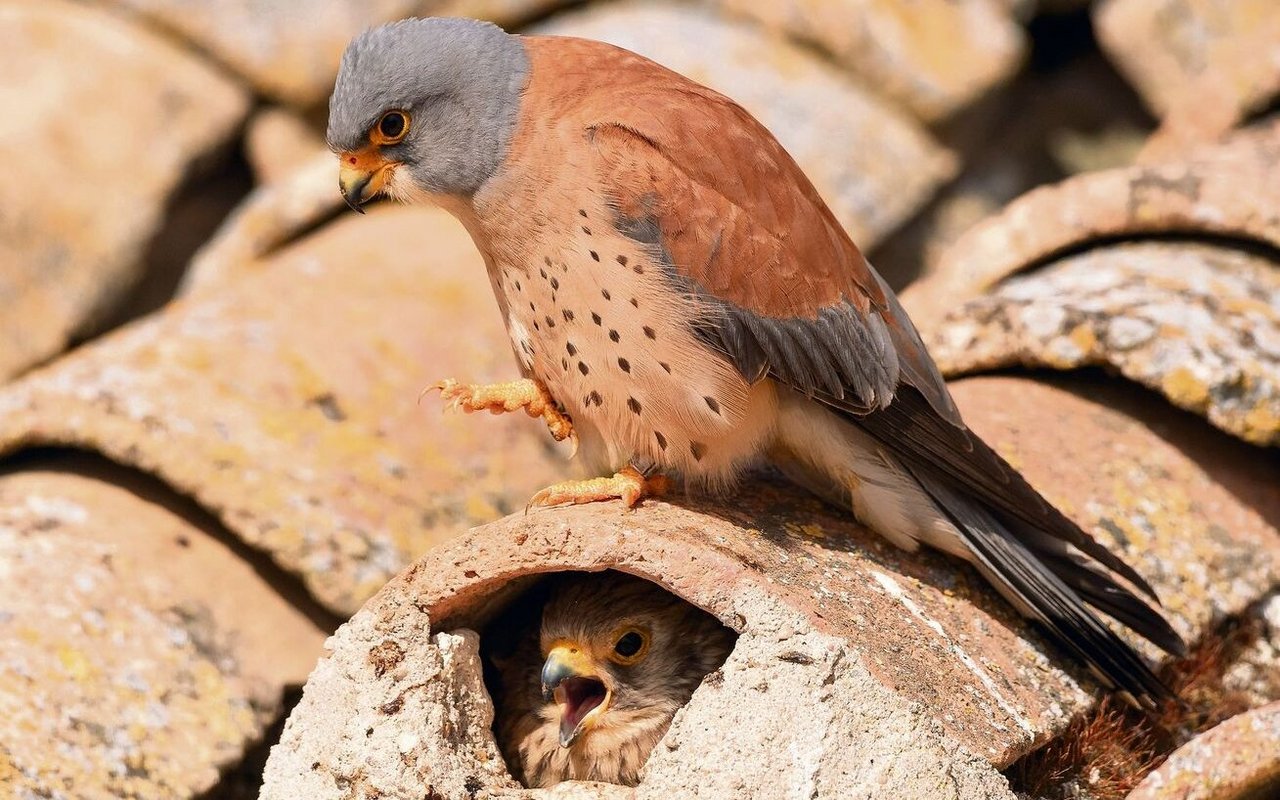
[426,377,576,455]
[527,465,669,511]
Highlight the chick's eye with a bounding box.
[373,111,409,144]
[614,631,644,658]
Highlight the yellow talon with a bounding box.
[526,465,669,512]
[424,377,576,452]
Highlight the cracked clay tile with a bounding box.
[0,0,249,384]
[703,0,1025,122]
[0,205,573,617]
[0,460,329,799]
[532,1,957,250]
[261,373,1278,798]
[1095,0,1280,160]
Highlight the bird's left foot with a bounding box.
[527,465,669,511]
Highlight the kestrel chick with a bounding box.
[327,18,1185,706]
[488,573,734,787]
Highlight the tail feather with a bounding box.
[912,469,1176,705]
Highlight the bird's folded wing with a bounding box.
[584,97,1166,608]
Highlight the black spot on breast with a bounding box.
[591,312,602,326]
[602,289,611,301]
[630,298,639,308]
[609,330,620,343]
[627,397,642,415]
[586,390,602,407]
[579,209,588,218]
[566,342,577,356]
[579,362,590,376]
[550,277,559,290]
[582,226,592,235]
[533,321,540,331]
[654,430,667,450]
[562,309,574,322]
[617,357,630,373]
[643,326,656,340]
[704,396,721,414]
[545,315,555,329]
[660,362,672,373]
[540,267,547,279]
[616,255,628,266]
[691,442,707,461]
[561,358,569,371]
[515,280,522,291]
[529,302,536,312]
[544,256,552,267]
[633,264,644,275]
[590,251,600,262]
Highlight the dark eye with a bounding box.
[373,110,409,144]
[614,631,644,658]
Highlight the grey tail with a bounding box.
[909,467,1183,707]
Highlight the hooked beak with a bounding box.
[337,146,396,213]
[540,642,611,748]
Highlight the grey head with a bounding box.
[537,572,735,748]
[327,17,529,207]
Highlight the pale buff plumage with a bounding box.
[488,573,734,788]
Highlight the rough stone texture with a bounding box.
[1125,700,1280,800]
[704,0,1025,121]
[0,0,249,383]
[262,374,1279,797]
[533,2,956,249]
[927,242,1280,447]
[902,122,1280,445]
[1096,0,1280,160]
[0,461,329,799]
[0,205,572,616]
[905,121,1280,320]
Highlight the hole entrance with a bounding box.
[477,569,737,789]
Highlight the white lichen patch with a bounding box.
[929,241,1280,446]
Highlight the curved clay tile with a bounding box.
[906,122,1280,447]
[260,375,1280,798]
[1095,0,1280,161]
[0,0,248,384]
[0,205,573,617]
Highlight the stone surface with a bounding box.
[0,0,249,383]
[181,149,342,295]
[98,0,418,106]
[97,0,577,107]
[262,374,1279,797]
[0,460,330,799]
[533,2,956,249]
[705,0,1025,121]
[905,121,1280,322]
[1125,700,1280,800]
[245,108,328,186]
[0,205,572,616]
[927,241,1280,447]
[1096,0,1280,159]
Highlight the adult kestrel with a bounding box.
[327,18,1185,708]
[487,572,733,787]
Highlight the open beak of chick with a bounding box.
[541,642,611,748]
[337,146,397,213]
